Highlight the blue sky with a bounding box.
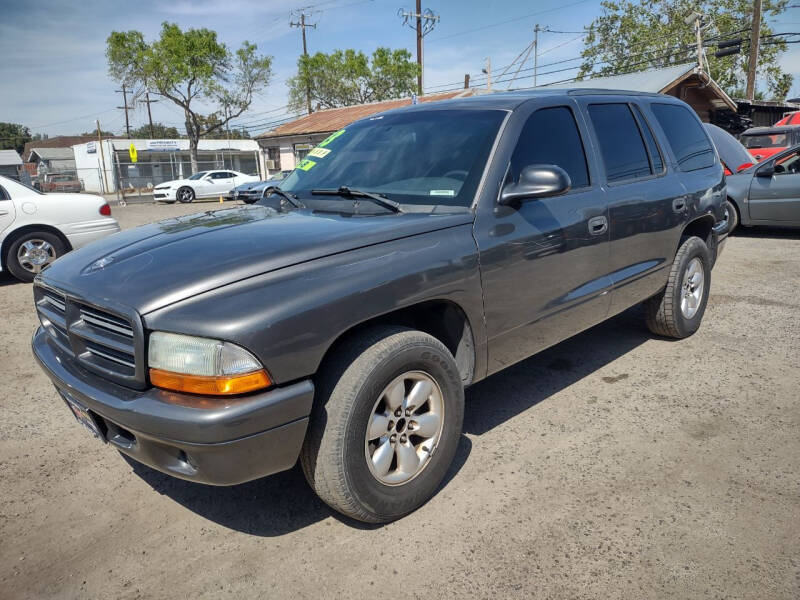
[1,0,798,137]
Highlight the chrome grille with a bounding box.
[34,284,145,389]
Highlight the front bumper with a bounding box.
[153,188,177,201]
[32,327,313,485]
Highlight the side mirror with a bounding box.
[755,163,775,177]
[499,164,571,205]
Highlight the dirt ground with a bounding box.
[1,200,798,599]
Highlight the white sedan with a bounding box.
[153,170,260,203]
[0,175,120,282]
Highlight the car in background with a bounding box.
[153,170,259,203]
[39,173,83,193]
[774,111,800,126]
[0,175,119,282]
[725,144,800,230]
[231,170,293,204]
[739,125,800,162]
[704,124,754,175]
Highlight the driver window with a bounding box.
[510,106,590,188]
[774,151,800,175]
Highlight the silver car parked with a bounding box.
[726,144,800,230]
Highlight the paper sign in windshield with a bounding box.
[430,189,455,196]
[308,147,331,158]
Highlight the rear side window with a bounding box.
[632,104,664,174]
[511,106,590,189]
[588,103,651,182]
[651,103,715,171]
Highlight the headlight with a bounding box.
[148,332,272,395]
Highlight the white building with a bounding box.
[72,138,265,193]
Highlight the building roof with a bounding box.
[28,147,76,161]
[543,63,737,111]
[0,149,23,166]
[545,63,697,93]
[256,90,475,140]
[22,135,99,161]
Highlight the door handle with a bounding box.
[673,197,687,212]
[0,210,8,216]
[588,215,608,235]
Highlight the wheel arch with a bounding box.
[316,299,477,386]
[0,224,72,270]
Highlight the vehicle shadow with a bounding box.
[124,433,472,536]
[127,306,651,535]
[463,306,652,436]
[0,272,20,287]
[731,226,800,240]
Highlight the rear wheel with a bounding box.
[301,326,464,523]
[6,231,66,283]
[176,186,195,203]
[644,236,711,339]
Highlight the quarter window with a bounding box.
[651,103,715,171]
[511,106,590,189]
[588,103,651,182]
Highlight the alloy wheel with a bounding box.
[17,239,57,274]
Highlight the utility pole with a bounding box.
[745,0,763,101]
[464,73,470,89]
[140,92,158,138]
[290,11,316,114]
[115,83,132,138]
[534,24,541,87]
[96,119,110,195]
[398,3,440,94]
[483,57,492,91]
[685,12,705,71]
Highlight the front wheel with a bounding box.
[644,236,711,339]
[6,231,66,283]
[723,199,739,233]
[300,326,464,523]
[176,186,195,203]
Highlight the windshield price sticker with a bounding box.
[296,158,317,171]
[430,189,455,196]
[318,129,346,148]
[308,147,331,159]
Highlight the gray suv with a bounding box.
[31,90,727,523]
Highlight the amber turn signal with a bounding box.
[149,368,272,396]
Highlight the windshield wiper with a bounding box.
[311,186,403,213]
[264,186,305,209]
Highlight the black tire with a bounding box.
[724,199,739,233]
[176,186,195,203]
[300,326,464,523]
[5,231,67,283]
[644,236,711,339]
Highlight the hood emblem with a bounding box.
[88,256,115,272]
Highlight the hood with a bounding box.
[40,205,473,314]
[155,178,194,188]
[234,181,268,192]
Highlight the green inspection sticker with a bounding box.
[318,129,346,147]
[296,158,317,171]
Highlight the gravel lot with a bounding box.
[1,201,798,599]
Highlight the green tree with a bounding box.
[129,123,182,138]
[579,0,792,100]
[0,122,32,155]
[106,22,272,173]
[288,47,420,112]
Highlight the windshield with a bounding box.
[279,108,507,208]
[188,171,209,180]
[741,132,789,149]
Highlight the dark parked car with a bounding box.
[725,144,800,230]
[231,170,293,203]
[32,90,727,523]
